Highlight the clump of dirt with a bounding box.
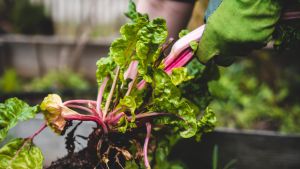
[46,148,98,169]
[46,126,145,169]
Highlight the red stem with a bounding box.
[63,100,97,106]
[108,107,123,117]
[66,104,96,116]
[143,122,152,169]
[63,114,108,133]
[106,112,125,125]
[164,48,190,70]
[90,106,99,117]
[165,48,192,73]
[11,123,47,164]
[28,123,47,140]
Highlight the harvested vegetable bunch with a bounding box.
[0,1,216,169]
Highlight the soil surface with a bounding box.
[46,125,145,169]
[46,148,98,169]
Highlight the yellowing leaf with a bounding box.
[40,94,66,134]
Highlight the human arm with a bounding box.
[137,0,195,39]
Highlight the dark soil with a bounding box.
[46,147,98,169]
[46,125,146,169]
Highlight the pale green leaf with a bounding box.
[170,67,194,86]
[0,138,43,169]
[0,98,38,142]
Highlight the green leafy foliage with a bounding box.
[178,29,189,38]
[0,138,43,169]
[98,7,167,84]
[0,98,38,142]
[189,41,198,53]
[148,70,215,138]
[180,59,219,110]
[149,69,202,138]
[170,67,194,86]
[96,57,116,84]
[119,95,138,121]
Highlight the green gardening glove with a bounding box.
[197,0,282,66]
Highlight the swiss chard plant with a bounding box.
[0,2,216,169]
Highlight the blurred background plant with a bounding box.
[192,42,300,133]
[0,69,21,93]
[0,68,90,93]
[0,0,54,35]
[24,69,90,91]
[212,145,236,169]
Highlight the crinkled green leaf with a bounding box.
[96,57,116,84]
[198,0,282,66]
[170,67,194,86]
[0,138,43,169]
[97,5,149,84]
[136,18,167,80]
[149,70,202,138]
[110,20,147,68]
[189,41,198,53]
[178,29,189,38]
[197,107,216,133]
[118,116,129,133]
[0,98,38,142]
[119,95,137,121]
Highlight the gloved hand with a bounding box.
[197,0,282,66]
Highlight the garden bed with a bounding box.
[171,128,300,169]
